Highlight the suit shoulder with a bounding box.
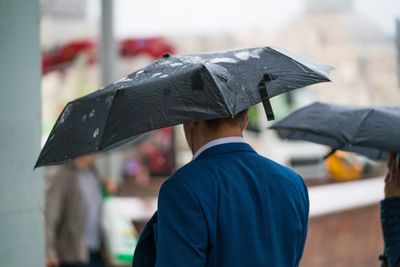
[166,160,218,191]
[172,160,211,179]
[256,154,306,188]
[260,154,300,176]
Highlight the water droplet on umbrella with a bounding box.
[105,95,113,106]
[89,109,95,118]
[170,62,183,67]
[59,104,73,124]
[113,77,132,84]
[249,48,262,58]
[93,128,99,138]
[82,114,87,122]
[209,58,237,64]
[235,51,250,60]
[152,72,162,77]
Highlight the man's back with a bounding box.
[156,142,309,267]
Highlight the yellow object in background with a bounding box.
[325,151,362,182]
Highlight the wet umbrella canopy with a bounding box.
[35,47,332,167]
[270,102,400,160]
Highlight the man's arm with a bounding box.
[381,153,400,267]
[156,178,208,267]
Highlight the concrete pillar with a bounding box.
[101,0,116,86]
[0,1,44,266]
[99,0,124,182]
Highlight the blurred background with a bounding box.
[1,0,400,266]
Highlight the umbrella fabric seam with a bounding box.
[203,64,235,117]
[98,91,119,150]
[352,109,374,145]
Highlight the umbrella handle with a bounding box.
[258,74,275,121]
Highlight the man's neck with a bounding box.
[192,132,242,155]
[191,135,246,160]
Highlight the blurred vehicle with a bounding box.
[42,39,95,74]
[119,37,175,59]
[42,37,175,75]
[325,151,363,182]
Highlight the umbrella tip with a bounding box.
[33,160,41,170]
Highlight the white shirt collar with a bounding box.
[192,136,246,161]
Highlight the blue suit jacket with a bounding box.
[133,142,309,267]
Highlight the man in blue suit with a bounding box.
[133,109,309,267]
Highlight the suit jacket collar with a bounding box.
[194,142,255,161]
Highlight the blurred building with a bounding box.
[275,0,400,105]
[41,0,97,49]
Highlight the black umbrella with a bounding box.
[35,47,331,167]
[270,102,400,161]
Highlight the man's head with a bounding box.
[183,109,249,154]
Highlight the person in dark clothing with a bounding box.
[380,153,400,267]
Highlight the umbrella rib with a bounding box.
[202,64,235,117]
[352,109,374,144]
[98,91,119,150]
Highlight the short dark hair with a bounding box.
[204,109,249,131]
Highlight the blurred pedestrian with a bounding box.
[132,109,309,267]
[45,154,106,267]
[380,153,400,267]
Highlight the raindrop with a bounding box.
[152,73,162,77]
[235,51,250,60]
[249,48,262,59]
[209,58,237,64]
[89,109,95,118]
[59,104,73,124]
[82,114,87,122]
[170,62,183,67]
[93,128,99,138]
[105,95,114,106]
[160,74,168,79]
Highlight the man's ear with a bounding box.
[241,113,250,131]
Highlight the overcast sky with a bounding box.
[88,0,400,37]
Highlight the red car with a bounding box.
[120,37,175,59]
